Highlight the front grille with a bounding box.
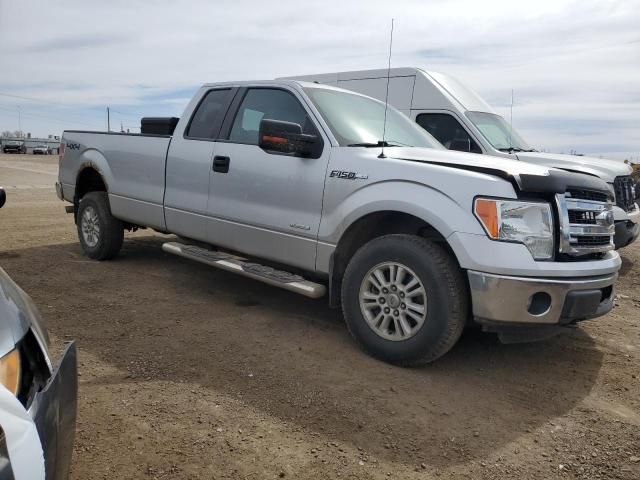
[556,192,614,256]
[613,176,636,212]
[568,210,597,224]
[567,189,609,203]
[574,235,612,246]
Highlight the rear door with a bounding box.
[164,88,236,241]
[206,86,330,271]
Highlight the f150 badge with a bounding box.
[329,170,368,180]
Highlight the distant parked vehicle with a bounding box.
[2,141,26,154]
[32,145,49,155]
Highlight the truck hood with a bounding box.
[388,147,611,195]
[515,152,632,183]
[389,146,552,178]
[0,267,49,358]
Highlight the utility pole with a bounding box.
[107,106,111,132]
[18,106,21,136]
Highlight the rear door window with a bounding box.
[416,113,482,153]
[186,89,233,139]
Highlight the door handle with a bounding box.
[213,155,230,173]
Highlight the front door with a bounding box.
[206,87,330,271]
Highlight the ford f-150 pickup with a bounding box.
[57,80,621,365]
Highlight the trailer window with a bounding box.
[416,113,482,153]
[186,89,232,139]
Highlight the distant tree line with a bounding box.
[1,130,25,138]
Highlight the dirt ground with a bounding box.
[1,153,639,479]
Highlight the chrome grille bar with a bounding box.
[555,192,614,256]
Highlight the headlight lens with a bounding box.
[0,349,21,396]
[474,198,554,260]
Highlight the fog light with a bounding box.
[528,292,552,316]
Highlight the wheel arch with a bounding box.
[327,210,462,307]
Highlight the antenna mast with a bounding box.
[509,89,514,151]
[379,18,394,159]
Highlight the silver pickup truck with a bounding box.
[57,80,621,365]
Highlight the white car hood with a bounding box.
[515,152,632,183]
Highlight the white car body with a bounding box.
[0,385,45,480]
[283,68,639,247]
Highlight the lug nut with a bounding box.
[382,288,389,294]
[399,292,405,298]
[384,307,390,314]
[379,298,386,304]
[391,285,397,291]
[394,310,399,316]
[401,303,406,309]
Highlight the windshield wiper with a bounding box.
[498,147,537,153]
[347,140,403,148]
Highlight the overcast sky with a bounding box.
[0,0,638,160]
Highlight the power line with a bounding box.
[0,92,145,117]
[0,104,104,129]
[0,92,68,106]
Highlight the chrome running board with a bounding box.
[162,242,326,299]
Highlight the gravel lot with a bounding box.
[1,153,639,479]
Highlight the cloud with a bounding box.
[0,0,637,159]
[21,33,131,53]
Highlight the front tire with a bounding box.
[341,234,468,366]
[76,191,123,260]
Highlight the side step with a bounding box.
[162,242,326,299]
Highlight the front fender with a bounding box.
[319,179,491,246]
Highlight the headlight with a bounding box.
[474,198,554,260]
[0,349,21,396]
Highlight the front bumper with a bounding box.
[468,271,616,326]
[614,220,640,249]
[28,341,78,480]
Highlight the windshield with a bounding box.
[304,87,443,149]
[466,111,532,152]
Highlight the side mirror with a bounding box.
[0,187,6,209]
[259,119,320,158]
[449,138,472,152]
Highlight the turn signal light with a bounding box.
[0,349,21,396]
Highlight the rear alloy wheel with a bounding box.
[76,191,123,260]
[342,234,468,366]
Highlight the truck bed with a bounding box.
[59,131,172,230]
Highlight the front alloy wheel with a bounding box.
[359,262,427,341]
[341,234,468,366]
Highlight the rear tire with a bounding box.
[341,234,468,366]
[76,191,123,260]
